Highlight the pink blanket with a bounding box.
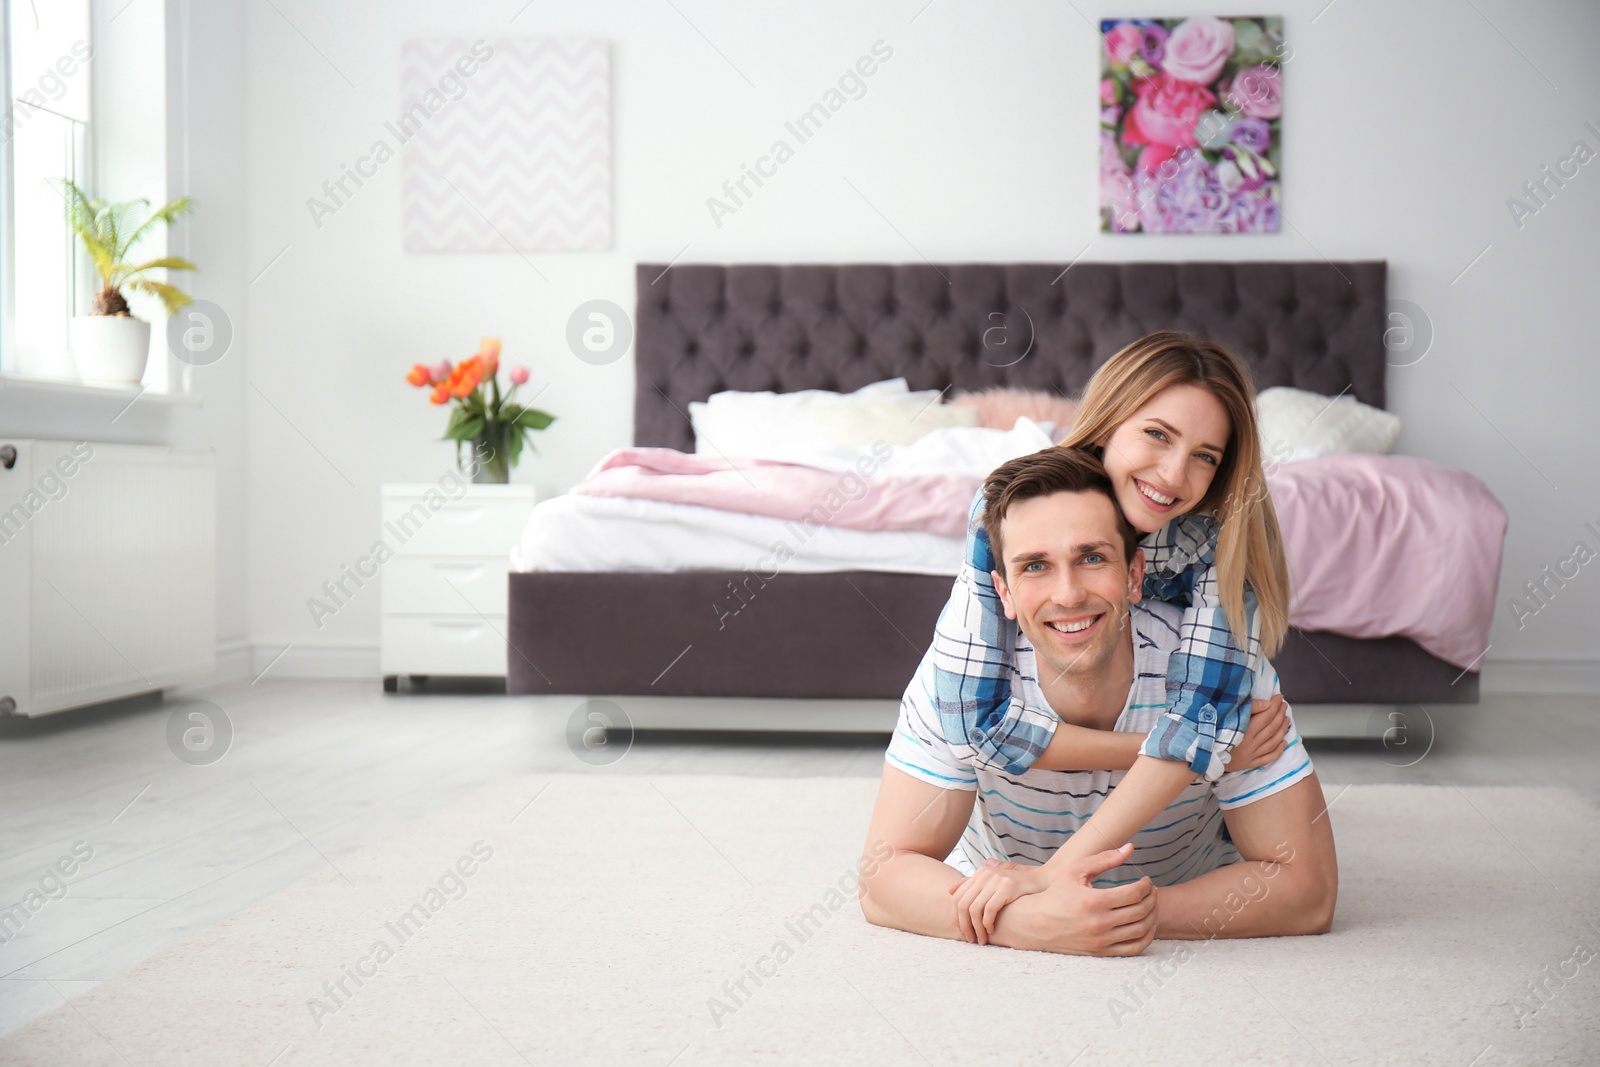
[1266,454,1506,671]
[571,447,982,539]
[574,447,1507,671]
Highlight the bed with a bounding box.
[506,260,1481,718]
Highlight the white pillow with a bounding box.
[811,398,978,447]
[1255,386,1401,461]
[690,378,907,456]
[688,378,976,465]
[764,415,1053,477]
[872,417,1057,478]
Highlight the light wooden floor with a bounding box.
[2,679,1596,1036]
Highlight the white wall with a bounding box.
[168,0,251,672]
[234,0,1600,688]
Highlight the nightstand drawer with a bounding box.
[380,615,507,676]
[383,556,510,615]
[381,494,533,558]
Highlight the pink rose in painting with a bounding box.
[1161,16,1234,84]
[1105,23,1142,67]
[1100,78,1117,105]
[1138,144,1178,174]
[1225,64,1282,119]
[1123,72,1217,163]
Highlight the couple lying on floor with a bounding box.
[859,332,1338,954]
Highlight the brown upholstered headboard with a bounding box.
[633,260,1387,451]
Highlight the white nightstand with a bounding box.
[379,483,536,691]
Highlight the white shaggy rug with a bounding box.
[4,776,1599,1065]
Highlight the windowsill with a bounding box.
[0,373,203,407]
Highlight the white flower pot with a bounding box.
[70,315,151,385]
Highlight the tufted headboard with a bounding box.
[633,260,1387,451]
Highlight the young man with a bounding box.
[858,447,1337,954]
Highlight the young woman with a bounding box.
[928,330,1294,940]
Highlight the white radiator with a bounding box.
[0,439,215,717]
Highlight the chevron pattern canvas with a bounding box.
[399,38,611,252]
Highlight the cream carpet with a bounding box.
[4,776,1598,1066]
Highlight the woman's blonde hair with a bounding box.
[1059,330,1291,654]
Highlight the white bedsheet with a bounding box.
[511,494,965,576]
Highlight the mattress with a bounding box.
[511,493,964,576]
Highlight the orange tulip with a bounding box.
[416,342,497,407]
[478,336,501,377]
[443,356,484,400]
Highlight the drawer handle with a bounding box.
[431,622,485,641]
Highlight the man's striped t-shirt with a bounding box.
[885,599,1314,887]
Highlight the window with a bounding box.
[5,0,94,380]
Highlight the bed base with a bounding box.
[506,571,1478,714]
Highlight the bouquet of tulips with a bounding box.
[405,337,554,483]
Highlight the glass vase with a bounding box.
[466,425,511,484]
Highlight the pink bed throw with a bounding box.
[571,447,982,539]
[574,448,1507,672]
[1266,454,1507,671]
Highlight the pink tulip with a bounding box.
[509,366,530,386]
[431,360,452,384]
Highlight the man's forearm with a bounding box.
[859,848,969,940]
[1153,850,1334,939]
[1031,724,1145,772]
[859,849,1068,952]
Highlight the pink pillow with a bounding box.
[949,388,1079,440]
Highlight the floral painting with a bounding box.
[1100,16,1284,234]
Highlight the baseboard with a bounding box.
[1481,656,1600,695]
[169,638,380,693]
[249,641,381,680]
[161,636,253,699]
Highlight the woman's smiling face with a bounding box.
[1098,383,1231,533]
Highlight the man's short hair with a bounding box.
[981,446,1140,578]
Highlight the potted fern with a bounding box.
[56,179,197,385]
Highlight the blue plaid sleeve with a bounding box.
[1137,517,1261,782]
[926,487,1059,775]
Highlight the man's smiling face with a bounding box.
[990,490,1145,686]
